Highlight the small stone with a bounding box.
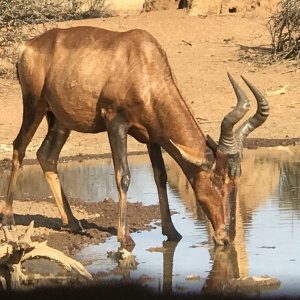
[186,274,200,281]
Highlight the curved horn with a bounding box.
[234,76,270,150]
[218,73,250,154]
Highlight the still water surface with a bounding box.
[0,146,300,297]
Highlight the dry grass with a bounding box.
[267,0,300,61]
[0,0,109,76]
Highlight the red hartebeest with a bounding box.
[0,26,269,246]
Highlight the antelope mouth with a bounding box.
[213,236,231,246]
[213,226,231,246]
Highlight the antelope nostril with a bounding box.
[213,232,231,246]
[213,236,222,246]
[223,238,230,246]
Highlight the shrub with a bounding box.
[267,0,300,60]
[0,0,109,75]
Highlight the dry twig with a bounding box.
[0,221,93,288]
[267,0,300,61]
[0,0,110,67]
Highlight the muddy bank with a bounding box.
[0,197,162,257]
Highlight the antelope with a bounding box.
[1,26,269,246]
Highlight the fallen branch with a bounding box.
[21,242,92,278]
[0,221,92,288]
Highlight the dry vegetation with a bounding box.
[267,0,300,60]
[0,221,92,288]
[0,0,109,68]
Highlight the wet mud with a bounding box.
[2,198,162,257]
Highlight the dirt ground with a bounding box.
[0,5,300,274]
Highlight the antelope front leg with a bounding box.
[147,143,182,241]
[107,117,134,247]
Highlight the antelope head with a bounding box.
[173,73,269,245]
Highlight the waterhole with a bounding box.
[0,146,300,297]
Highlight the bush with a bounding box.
[267,0,300,60]
[0,0,109,74]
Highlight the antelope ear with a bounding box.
[206,134,218,154]
[170,140,206,167]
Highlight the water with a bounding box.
[0,146,300,297]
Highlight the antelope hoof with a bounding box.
[68,219,85,233]
[163,226,182,242]
[119,234,135,247]
[1,211,15,229]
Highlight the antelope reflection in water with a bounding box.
[279,161,300,213]
[107,149,283,295]
[1,148,296,293]
[163,149,280,290]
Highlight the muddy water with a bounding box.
[1,146,300,297]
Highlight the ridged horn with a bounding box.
[234,76,270,150]
[218,73,250,154]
